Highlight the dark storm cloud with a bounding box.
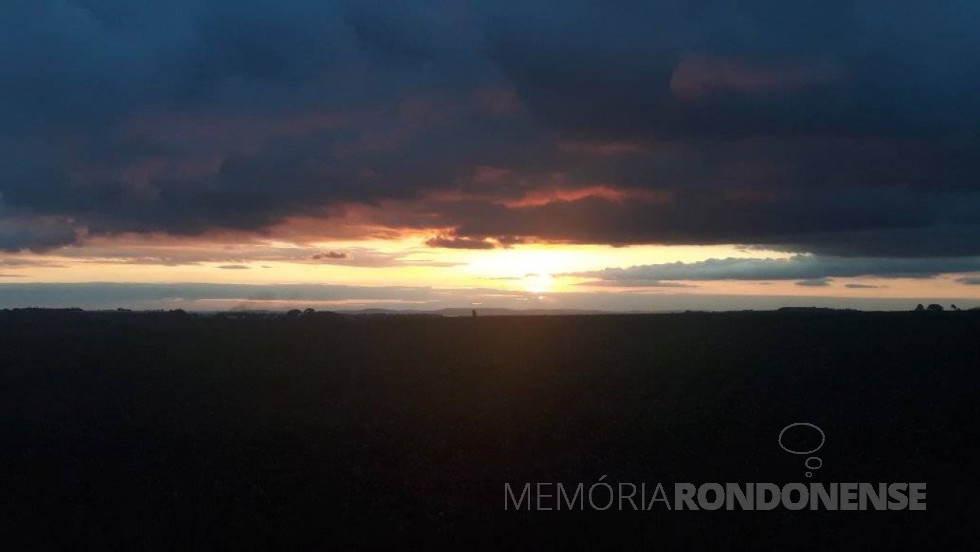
[3,1,980,258]
[437,187,975,250]
[573,255,980,284]
[0,0,510,237]
[484,0,980,139]
[0,213,79,252]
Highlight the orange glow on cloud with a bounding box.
[501,186,670,208]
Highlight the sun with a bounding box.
[463,247,585,291]
[523,273,554,294]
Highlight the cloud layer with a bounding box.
[3,1,980,257]
[573,255,980,284]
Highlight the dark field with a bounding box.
[1,310,977,549]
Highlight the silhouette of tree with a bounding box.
[915,304,925,311]
[926,304,944,312]
[286,309,302,317]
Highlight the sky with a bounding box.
[3,0,980,311]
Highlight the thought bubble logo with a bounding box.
[778,422,825,478]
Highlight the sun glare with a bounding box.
[523,273,554,293]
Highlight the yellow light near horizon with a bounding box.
[459,242,793,281]
[464,248,589,279]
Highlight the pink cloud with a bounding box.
[501,186,671,208]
